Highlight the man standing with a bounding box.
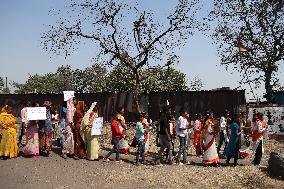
[176,108,191,165]
[155,106,173,165]
[217,110,230,156]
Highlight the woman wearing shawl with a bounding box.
[73,101,86,159]
[80,102,100,160]
[0,103,18,159]
[61,98,76,159]
[224,114,241,166]
[201,111,220,165]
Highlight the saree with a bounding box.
[202,119,219,164]
[0,108,18,158]
[193,120,202,156]
[24,121,39,156]
[73,101,86,158]
[224,122,240,157]
[80,102,100,160]
[142,118,150,154]
[62,98,76,154]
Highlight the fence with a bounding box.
[0,90,246,121]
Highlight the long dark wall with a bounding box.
[0,90,246,121]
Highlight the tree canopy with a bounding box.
[210,0,284,102]
[41,0,200,110]
[13,64,202,94]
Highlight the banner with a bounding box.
[63,91,75,101]
[248,106,284,137]
[91,117,103,136]
[27,107,47,121]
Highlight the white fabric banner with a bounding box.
[27,107,47,121]
[91,117,103,136]
[63,91,75,101]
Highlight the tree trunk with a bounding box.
[133,69,141,113]
[264,67,273,103]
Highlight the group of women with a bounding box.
[0,99,101,161]
[0,101,267,167]
[155,107,267,166]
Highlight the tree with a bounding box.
[105,65,196,92]
[13,64,201,94]
[210,0,284,102]
[41,0,200,111]
[12,64,108,94]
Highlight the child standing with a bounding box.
[135,114,146,165]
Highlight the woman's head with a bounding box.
[257,112,264,121]
[195,113,202,120]
[137,113,145,122]
[232,113,240,123]
[76,101,85,112]
[205,111,213,121]
[2,103,13,114]
[117,107,125,115]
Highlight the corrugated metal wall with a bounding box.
[0,90,246,121]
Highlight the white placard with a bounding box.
[63,91,75,101]
[27,107,47,121]
[91,117,103,136]
[248,106,284,136]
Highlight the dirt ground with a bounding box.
[0,125,283,189]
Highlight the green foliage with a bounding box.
[13,64,202,94]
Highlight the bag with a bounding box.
[130,136,137,147]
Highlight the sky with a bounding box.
[0,0,282,101]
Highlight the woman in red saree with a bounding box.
[201,112,220,165]
[73,101,86,159]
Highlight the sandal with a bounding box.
[103,158,110,162]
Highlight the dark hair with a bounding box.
[257,112,263,117]
[6,100,14,108]
[204,110,213,123]
[232,113,240,122]
[162,105,171,113]
[117,107,124,113]
[179,108,186,116]
[195,113,202,120]
[224,109,230,114]
[136,113,144,120]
